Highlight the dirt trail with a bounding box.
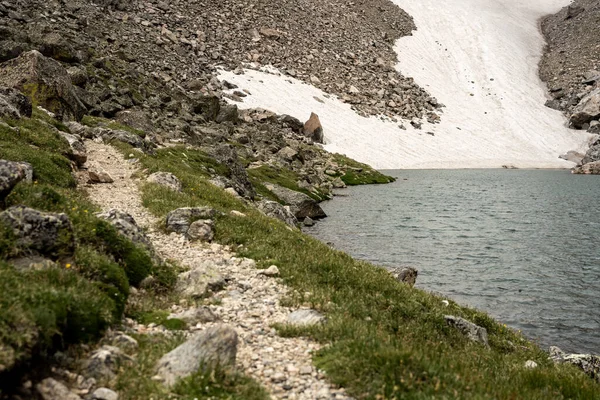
[83,141,351,399]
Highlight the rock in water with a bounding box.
[155,325,238,387]
[444,315,489,346]
[0,159,26,200]
[549,346,600,382]
[0,206,74,257]
[389,266,418,287]
[287,309,326,326]
[147,172,182,192]
[256,200,298,227]
[36,378,82,400]
[303,112,324,143]
[0,50,87,121]
[265,184,326,220]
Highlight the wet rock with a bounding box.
[187,219,214,242]
[169,307,219,325]
[0,206,74,257]
[36,378,81,400]
[303,112,324,143]
[0,159,27,200]
[287,309,326,326]
[444,315,489,346]
[256,199,298,227]
[570,88,600,129]
[214,145,255,199]
[155,325,238,387]
[0,50,87,120]
[166,207,218,234]
[389,266,418,287]
[91,388,119,400]
[266,184,326,219]
[147,172,182,192]
[85,345,132,380]
[550,346,600,382]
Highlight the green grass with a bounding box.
[333,153,396,185]
[119,143,600,399]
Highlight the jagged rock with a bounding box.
[444,315,489,346]
[216,104,239,123]
[0,50,87,121]
[88,168,114,184]
[0,206,74,257]
[331,177,347,188]
[176,267,225,298]
[114,109,154,134]
[287,309,326,326]
[570,88,600,129]
[91,388,119,400]
[550,346,600,382]
[59,131,87,166]
[303,112,324,143]
[100,128,148,151]
[66,66,88,87]
[85,345,132,380]
[36,378,82,400]
[147,172,182,192]
[265,184,326,219]
[169,307,218,325]
[279,114,304,132]
[155,325,238,387]
[166,207,218,234]
[256,199,298,227]
[214,145,256,199]
[303,216,315,227]
[581,142,600,165]
[37,32,79,63]
[0,87,31,119]
[96,209,155,256]
[277,146,298,161]
[187,219,214,242]
[572,161,600,174]
[192,94,220,121]
[0,159,27,200]
[258,265,280,277]
[389,266,418,287]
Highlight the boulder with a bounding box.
[572,161,600,175]
[166,207,218,234]
[256,199,298,227]
[88,168,114,184]
[169,307,218,325]
[216,104,239,123]
[192,94,220,121]
[114,108,154,134]
[444,315,489,346]
[266,184,326,219]
[279,114,304,133]
[581,143,600,165]
[109,333,139,352]
[214,145,256,199]
[147,172,182,192]
[303,216,315,227]
[570,88,600,129]
[0,87,32,119]
[303,112,324,143]
[59,131,87,166]
[37,32,79,63]
[85,345,132,380]
[187,219,214,242]
[176,267,225,298]
[155,325,238,387]
[389,266,418,287]
[0,159,27,200]
[91,388,119,400]
[550,346,600,382]
[36,378,82,400]
[96,209,155,256]
[287,309,326,326]
[0,206,74,257]
[0,50,87,121]
[100,128,148,151]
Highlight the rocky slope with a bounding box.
[539,0,600,172]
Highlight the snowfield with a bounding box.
[218,0,593,169]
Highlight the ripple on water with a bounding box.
[307,170,600,354]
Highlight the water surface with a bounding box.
[306,170,600,353]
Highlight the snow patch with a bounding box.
[217,0,592,169]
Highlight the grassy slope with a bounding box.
[117,143,600,399]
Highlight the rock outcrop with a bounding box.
[550,346,600,382]
[303,112,324,144]
[266,184,326,220]
[256,199,298,227]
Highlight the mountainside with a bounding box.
[539,0,600,173]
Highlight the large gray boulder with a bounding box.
[266,184,326,219]
[192,94,220,121]
[0,206,74,257]
[214,145,256,200]
[550,346,600,382]
[570,88,600,129]
[166,207,218,234]
[0,50,87,121]
[445,315,489,346]
[256,199,298,227]
[147,172,182,192]
[155,325,238,387]
[0,159,27,200]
